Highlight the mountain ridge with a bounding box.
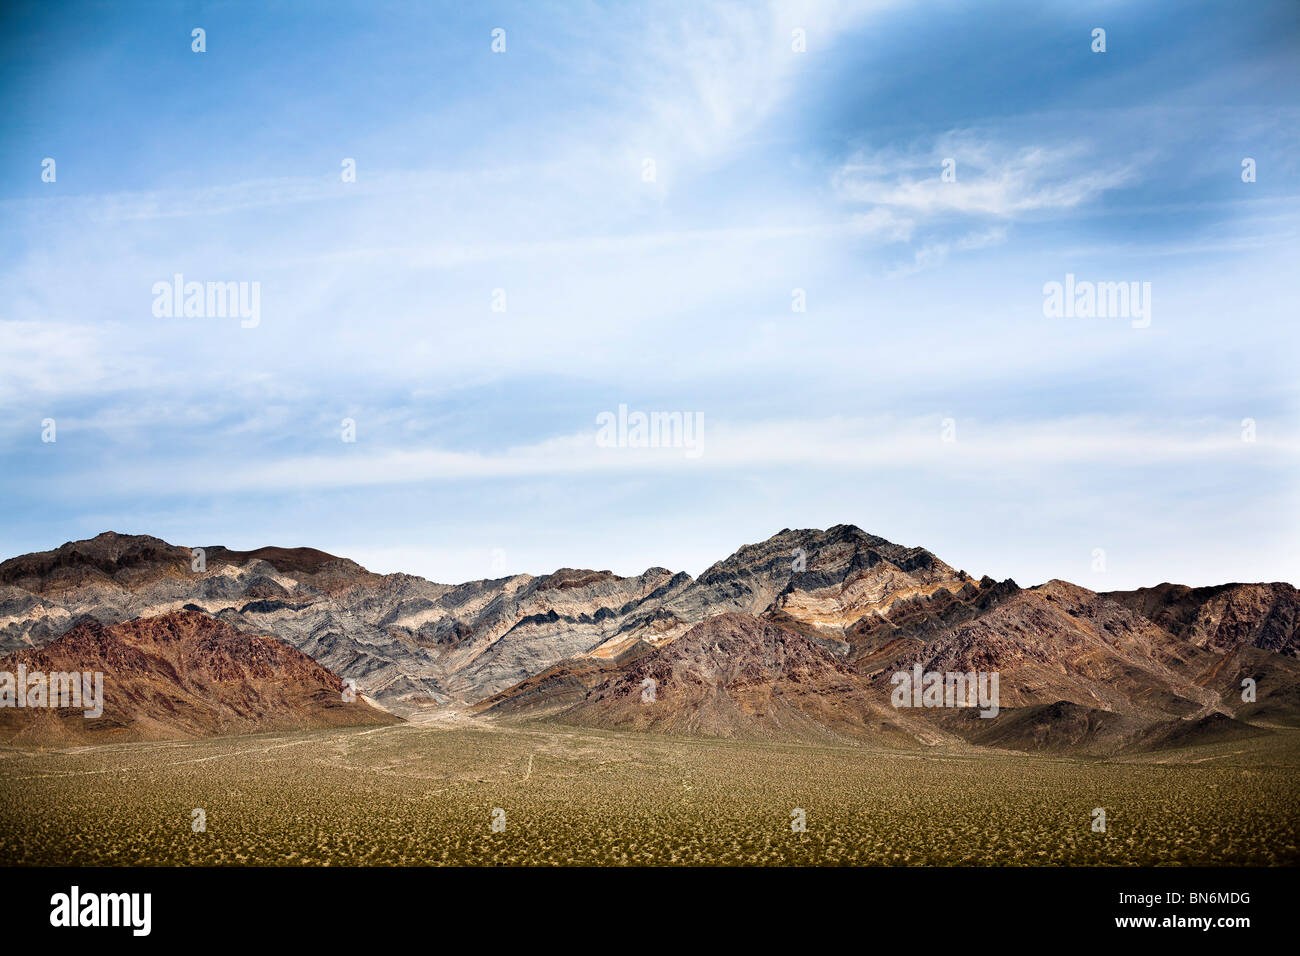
[2,527,1296,754]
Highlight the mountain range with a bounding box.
[1,526,1296,750]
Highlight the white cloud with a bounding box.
[835,137,1135,218]
[77,414,1299,496]
[0,321,123,403]
[884,225,1008,278]
[609,0,895,189]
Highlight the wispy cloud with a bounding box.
[69,415,1297,497]
[834,138,1135,218]
[622,0,895,186]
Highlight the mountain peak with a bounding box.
[701,525,953,583]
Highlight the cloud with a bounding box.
[612,0,894,187]
[884,225,1008,278]
[834,137,1135,219]
[72,414,1298,497]
[0,321,126,403]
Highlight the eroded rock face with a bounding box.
[1103,582,1300,656]
[0,610,397,744]
[488,583,1297,751]
[1,527,1296,750]
[0,526,969,709]
[483,573,1300,751]
[872,581,1223,719]
[555,613,928,745]
[0,533,452,710]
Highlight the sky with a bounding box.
[1,0,1298,589]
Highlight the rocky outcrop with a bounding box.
[555,613,929,745]
[1103,582,1300,656]
[0,610,397,745]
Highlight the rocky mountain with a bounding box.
[1,526,1296,753]
[0,525,971,710]
[0,533,450,707]
[858,580,1223,718]
[0,610,397,745]
[484,583,1291,752]
[480,551,1299,751]
[484,613,934,746]
[1103,582,1299,656]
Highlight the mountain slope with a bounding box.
[553,613,933,745]
[1103,582,1299,656]
[484,577,1299,752]
[870,580,1222,718]
[0,610,398,745]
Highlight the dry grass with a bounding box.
[1,720,1297,865]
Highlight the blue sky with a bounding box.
[1,0,1298,588]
